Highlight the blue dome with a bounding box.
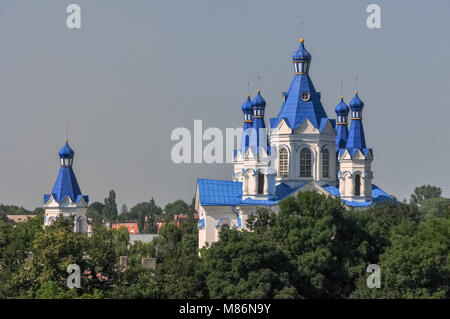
[349,91,364,111]
[335,97,350,115]
[241,94,253,113]
[252,90,266,108]
[292,38,311,61]
[59,139,74,158]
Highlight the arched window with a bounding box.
[278,148,289,177]
[257,173,264,194]
[322,149,330,178]
[355,174,361,196]
[300,148,312,177]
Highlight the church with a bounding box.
[43,139,89,233]
[194,37,392,248]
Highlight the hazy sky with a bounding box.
[1,0,449,210]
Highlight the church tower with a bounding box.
[338,91,373,202]
[270,38,337,189]
[233,94,253,182]
[240,90,276,200]
[43,139,89,233]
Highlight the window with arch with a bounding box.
[278,148,289,177]
[300,148,312,177]
[355,174,361,196]
[257,173,264,194]
[322,149,330,178]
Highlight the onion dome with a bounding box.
[335,96,350,116]
[349,91,364,111]
[252,89,266,108]
[241,94,253,113]
[292,38,311,62]
[59,138,75,159]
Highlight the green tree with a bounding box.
[9,215,86,298]
[352,216,450,298]
[273,191,371,298]
[102,190,118,221]
[418,197,450,219]
[87,202,105,227]
[246,208,277,233]
[202,229,299,299]
[152,221,207,298]
[120,198,163,233]
[163,199,195,222]
[120,204,128,215]
[410,185,442,205]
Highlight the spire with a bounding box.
[292,38,311,74]
[346,91,367,150]
[44,140,88,204]
[240,94,253,153]
[335,96,350,151]
[249,90,270,155]
[272,37,328,129]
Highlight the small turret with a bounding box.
[43,139,89,233]
[335,96,350,151]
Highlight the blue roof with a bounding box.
[252,90,266,108]
[335,124,349,151]
[272,74,328,130]
[323,184,393,207]
[241,94,253,113]
[197,179,392,208]
[346,118,367,149]
[197,179,305,206]
[44,141,88,204]
[335,97,350,116]
[349,91,364,111]
[249,90,270,155]
[59,141,74,158]
[292,39,311,61]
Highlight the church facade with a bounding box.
[43,139,89,233]
[195,37,392,248]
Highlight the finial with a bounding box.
[300,38,304,43]
[65,138,69,143]
[247,93,251,97]
[257,89,261,93]
[355,90,358,94]
[340,96,343,100]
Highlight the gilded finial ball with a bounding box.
[340,96,343,100]
[300,38,304,43]
[355,90,358,94]
[247,93,250,97]
[65,138,69,143]
[257,89,261,92]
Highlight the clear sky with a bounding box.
[0,0,449,210]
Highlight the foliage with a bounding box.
[118,198,163,234]
[202,229,299,299]
[102,190,119,221]
[1,186,449,299]
[418,197,450,219]
[410,185,442,205]
[163,199,196,223]
[351,216,450,298]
